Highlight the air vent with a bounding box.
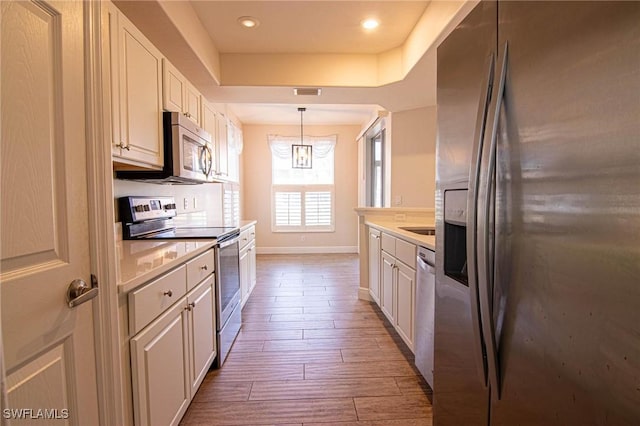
[293,88,322,96]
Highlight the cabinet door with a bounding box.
[216,112,229,177]
[187,277,216,396]
[117,13,164,167]
[201,100,218,173]
[248,240,257,293]
[185,82,201,125]
[104,1,122,158]
[227,120,240,182]
[239,244,250,307]
[381,251,395,323]
[130,301,189,426]
[396,261,416,351]
[368,229,381,304]
[163,59,185,113]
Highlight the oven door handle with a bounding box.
[217,235,239,248]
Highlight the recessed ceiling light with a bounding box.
[238,16,260,29]
[361,18,379,30]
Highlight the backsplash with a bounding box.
[113,179,225,226]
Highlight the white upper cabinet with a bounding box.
[185,82,201,125]
[201,99,218,174]
[162,59,201,126]
[163,59,186,114]
[108,5,164,169]
[227,120,241,183]
[216,112,229,178]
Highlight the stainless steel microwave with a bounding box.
[115,111,213,184]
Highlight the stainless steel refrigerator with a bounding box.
[434,1,640,425]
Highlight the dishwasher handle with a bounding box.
[417,251,435,274]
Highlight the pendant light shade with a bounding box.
[292,107,312,169]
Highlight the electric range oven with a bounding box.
[119,196,241,366]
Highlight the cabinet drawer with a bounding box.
[129,265,187,335]
[186,249,215,290]
[396,238,416,268]
[239,225,255,250]
[381,233,396,255]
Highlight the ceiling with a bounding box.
[190,0,433,125]
[191,1,430,54]
[116,1,474,126]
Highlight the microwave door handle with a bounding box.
[467,52,495,388]
[198,145,210,176]
[206,146,213,176]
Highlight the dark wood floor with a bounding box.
[180,253,433,425]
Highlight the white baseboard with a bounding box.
[256,246,358,255]
[358,287,373,301]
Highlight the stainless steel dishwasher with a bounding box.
[415,246,435,389]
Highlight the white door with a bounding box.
[1,0,99,424]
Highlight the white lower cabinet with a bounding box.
[129,257,216,426]
[248,240,257,294]
[368,228,381,304]
[130,298,190,426]
[374,229,417,352]
[395,261,416,351]
[240,244,250,307]
[187,276,216,396]
[239,225,257,307]
[381,251,395,323]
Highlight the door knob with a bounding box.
[67,276,99,308]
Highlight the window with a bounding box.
[269,134,336,232]
[365,119,386,207]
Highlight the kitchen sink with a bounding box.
[399,226,436,236]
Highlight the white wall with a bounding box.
[389,106,437,207]
[242,124,360,253]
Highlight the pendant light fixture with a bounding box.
[292,107,312,169]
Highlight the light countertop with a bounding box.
[116,220,257,294]
[116,239,216,293]
[239,219,257,230]
[365,219,436,251]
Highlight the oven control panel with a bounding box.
[119,196,177,224]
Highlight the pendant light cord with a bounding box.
[298,107,306,144]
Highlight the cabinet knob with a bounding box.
[186,301,196,311]
[115,142,130,151]
[163,290,173,297]
[200,265,208,271]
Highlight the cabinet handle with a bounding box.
[200,265,208,271]
[115,142,130,151]
[163,290,173,297]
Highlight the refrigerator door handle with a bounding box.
[478,41,509,400]
[466,52,496,387]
